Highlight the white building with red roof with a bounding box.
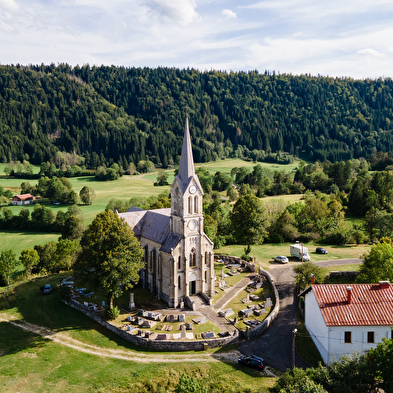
[300,282,393,364]
[12,193,35,205]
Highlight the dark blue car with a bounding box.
[238,355,265,370]
[40,284,53,294]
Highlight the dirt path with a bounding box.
[0,314,276,376]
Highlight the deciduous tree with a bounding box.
[231,194,268,246]
[73,210,144,308]
[0,249,17,287]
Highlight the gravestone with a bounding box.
[166,314,178,323]
[128,293,136,311]
[186,322,193,330]
[179,313,185,322]
[241,308,254,318]
[181,324,187,339]
[202,331,216,339]
[219,308,234,318]
[265,298,273,308]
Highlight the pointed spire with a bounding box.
[177,116,195,190]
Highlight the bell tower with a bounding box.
[170,116,212,300]
[170,116,204,236]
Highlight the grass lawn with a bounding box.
[0,163,41,175]
[193,158,301,175]
[216,243,370,268]
[230,285,273,331]
[0,322,275,393]
[0,230,59,260]
[295,321,324,368]
[0,273,276,392]
[0,175,171,226]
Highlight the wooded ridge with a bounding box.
[1,64,393,167]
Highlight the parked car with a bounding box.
[238,355,265,370]
[316,247,328,254]
[274,255,289,264]
[40,284,53,294]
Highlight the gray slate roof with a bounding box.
[118,207,181,253]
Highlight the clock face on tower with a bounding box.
[189,185,196,194]
[188,219,198,230]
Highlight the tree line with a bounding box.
[2,64,393,169]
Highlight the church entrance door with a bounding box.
[189,280,196,295]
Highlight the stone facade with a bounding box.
[119,118,215,308]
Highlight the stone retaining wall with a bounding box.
[215,254,256,272]
[64,257,280,350]
[65,299,239,351]
[242,267,280,339]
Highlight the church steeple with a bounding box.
[177,116,195,192]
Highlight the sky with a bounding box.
[1,0,393,79]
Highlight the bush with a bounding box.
[105,306,120,320]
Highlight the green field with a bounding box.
[1,175,171,225]
[0,273,276,393]
[0,163,41,175]
[0,231,59,260]
[216,243,370,268]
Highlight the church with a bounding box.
[119,118,215,308]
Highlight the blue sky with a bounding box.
[1,0,393,79]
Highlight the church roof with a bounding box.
[119,208,173,246]
[177,116,195,192]
[161,233,182,253]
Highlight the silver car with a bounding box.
[274,255,289,264]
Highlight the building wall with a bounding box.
[327,325,392,364]
[305,290,393,364]
[304,290,329,364]
[139,234,214,308]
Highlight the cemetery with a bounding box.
[66,256,279,351]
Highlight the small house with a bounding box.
[300,282,393,364]
[12,193,35,205]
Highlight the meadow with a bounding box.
[0,273,276,393]
[0,157,300,226]
[216,243,370,269]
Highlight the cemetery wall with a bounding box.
[65,299,239,351]
[215,254,256,272]
[243,268,280,340]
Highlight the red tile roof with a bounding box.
[311,283,393,326]
[14,193,34,201]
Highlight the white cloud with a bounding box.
[0,0,20,13]
[142,0,199,27]
[357,48,386,58]
[0,19,14,31]
[222,9,236,19]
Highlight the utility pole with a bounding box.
[292,328,298,368]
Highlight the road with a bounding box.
[238,258,362,371]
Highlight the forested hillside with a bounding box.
[1,64,393,167]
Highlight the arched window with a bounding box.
[144,246,148,268]
[189,248,196,267]
[194,196,198,213]
[188,196,192,214]
[205,270,207,282]
[178,256,181,270]
[205,251,208,265]
[178,275,181,290]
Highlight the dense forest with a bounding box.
[1,64,393,168]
